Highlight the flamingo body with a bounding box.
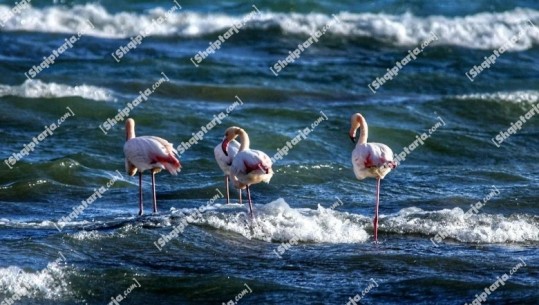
[125,136,181,175]
[352,143,394,180]
[231,149,273,188]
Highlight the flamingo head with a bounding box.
[384,160,397,169]
[221,137,230,156]
[258,163,270,174]
[221,126,243,156]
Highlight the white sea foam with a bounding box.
[384,207,539,243]
[455,90,539,103]
[185,198,370,243]
[0,219,88,228]
[183,201,539,244]
[68,224,139,240]
[2,202,536,244]
[0,262,71,300]
[0,4,537,50]
[0,79,114,101]
[70,230,111,240]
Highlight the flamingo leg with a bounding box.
[239,189,242,205]
[151,170,157,214]
[373,177,381,242]
[225,176,230,204]
[138,172,143,216]
[246,185,254,219]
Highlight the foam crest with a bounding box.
[70,230,111,240]
[384,207,539,243]
[0,262,71,300]
[455,90,539,103]
[188,198,370,243]
[68,224,141,240]
[1,4,538,50]
[0,79,114,101]
[3,204,537,245]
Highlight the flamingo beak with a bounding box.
[349,134,356,143]
[221,138,230,156]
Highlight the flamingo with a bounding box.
[221,126,273,218]
[349,113,396,242]
[124,118,181,215]
[214,139,242,204]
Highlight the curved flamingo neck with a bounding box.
[354,113,368,145]
[238,128,250,151]
[126,119,136,141]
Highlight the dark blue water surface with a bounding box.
[1,1,538,304]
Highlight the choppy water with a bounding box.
[1,0,538,304]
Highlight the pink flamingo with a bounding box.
[221,127,273,218]
[349,113,396,242]
[124,118,181,215]
[214,140,242,204]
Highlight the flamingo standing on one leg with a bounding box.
[349,113,396,242]
[221,127,273,218]
[214,140,242,204]
[124,118,181,215]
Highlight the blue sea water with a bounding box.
[0,0,538,304]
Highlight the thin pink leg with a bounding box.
[151,170,157,214]
[374,178,380,242]
[246,185,254,219]
[239,189,242,205]
[138,172,143,216]
[225,176,230,204]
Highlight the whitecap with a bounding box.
[186,198,370,243]
[0,262,71,300]
[384,207,539,243]
[455,90,539,104]
[0,79,114,101]
[0,4,538,50]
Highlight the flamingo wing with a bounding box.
[124,136,181,175]
[231,149,273,185]
[352,143,394,180]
